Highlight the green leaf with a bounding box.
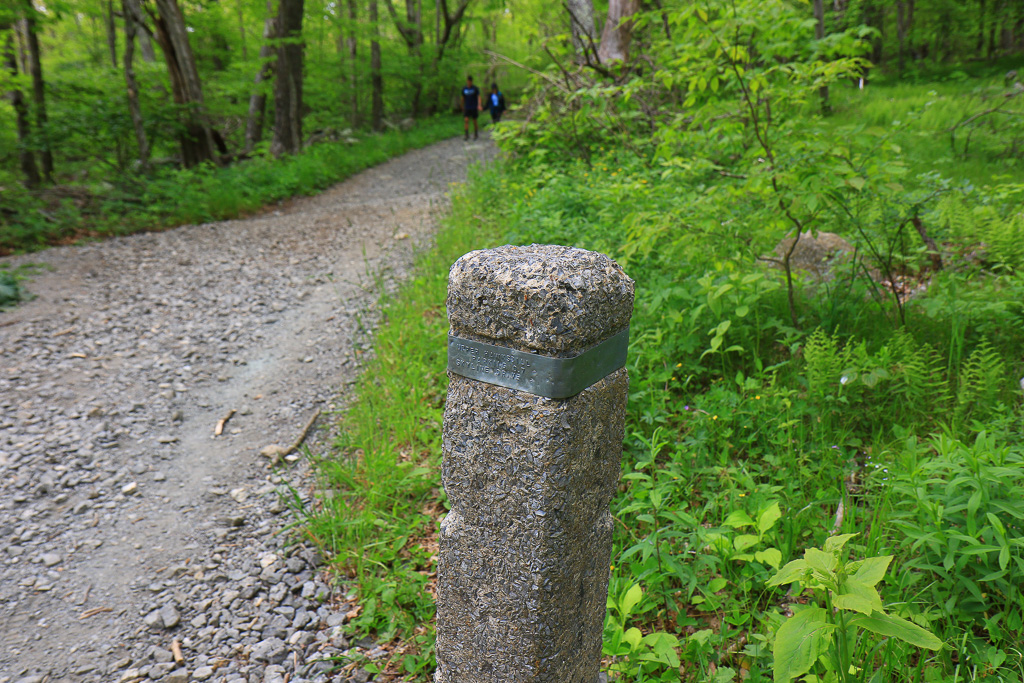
[851,555,893,587]
[758,502,782,534]
[768,559,809,587]
[805,547,837,575]
[847,177,866,190]
[622,584,643,616]
[723,510,756,529]
[756,548,783,569]
[774,607,835,682]
[824,533,858,553]
[624,627,643,649]
[847,612,942,650]
[832,579,884,615]
[734,534,761,551]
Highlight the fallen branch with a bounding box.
[80,606,112,619]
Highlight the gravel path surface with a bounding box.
[0,135,495,683]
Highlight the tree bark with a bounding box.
[126,0,156,61]
[243,0,276,154]
[122,0,150,170]
[369,0,384,131]
[237,0,248,60]
[597,0,638,64]
[269,0,304,156]
[22,1,53,181]
[384,0,424,116]
[346,0,359,126]
[3,29,40,188]
[106,0,118,68]
[566,0,595,60]
[147,0,220,167]
[813,0,830,113]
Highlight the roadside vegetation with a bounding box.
[307,0,1024,681]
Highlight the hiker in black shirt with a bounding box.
[486,83,506,123]
[461,76,481,141]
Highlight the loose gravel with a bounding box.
[0,135,495,683]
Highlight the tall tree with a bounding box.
[384,0,424,115]
[269,0,305,155]
[126,0,156,61]
[21,0,53,181]
[596,0,638,64]
[243,0,276,153]
[346,0,359,126]
[369,0,383,130]
[813,0,830,113]
[122,0,150,170]
[3,27,40,188]
[106,0,118,68]
[145,0,220,167]
[566,0,595,60]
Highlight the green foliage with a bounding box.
[1,118,456,253]
[767,534,942,682]
[0,268,22,309]
[888,433,1024,647]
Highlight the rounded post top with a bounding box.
[447,244,634,358]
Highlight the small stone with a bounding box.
[165,670,189,683]
[121,482,138,495]
[191,666,215,681]
[160,603,181,629]
[157,435,178,444]
[251,637,287,664]
[120,668,144,682]
[40,552,62,567]
[229,488,247,503]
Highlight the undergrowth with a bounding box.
[0,117,459,255]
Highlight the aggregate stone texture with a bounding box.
[437,245,634,682]
[0,134,496,682]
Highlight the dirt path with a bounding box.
[0,135,495,683]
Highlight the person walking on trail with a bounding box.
[462,76,481,141]
[486,83,506,124]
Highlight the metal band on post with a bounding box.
[447,327,629,399]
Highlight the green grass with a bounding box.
[302,164,508,679]
[0,116,463,255]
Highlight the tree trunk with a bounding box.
[369,0,383,131]
[384,0,424,116]
[22,1,53,181]
[243,1,276,154]
[126,0,156,61]
[3,30,40,188]
[813,0,830,113]
[596,0,638,64]
[346,0,359,126]
[122,0,150,170]
[237,0,248,60]
[106,0,118,68]
[896,0,907,75]
[148,0,220,167]
[270,0,304,156]
[566,0,595,60]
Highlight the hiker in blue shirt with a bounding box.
[486,83,506,124]
[461,76,481,141]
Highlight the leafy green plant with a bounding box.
[603,582,682,682]
[767,533,942,682]
[0,269,22,309]
[888,432,1024,644]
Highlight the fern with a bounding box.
[955,338,1007,425]
[803,328,851,400]
[888,330,951,423]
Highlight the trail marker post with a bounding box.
[436,245,634,682]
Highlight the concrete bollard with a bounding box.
[436,244,635,683]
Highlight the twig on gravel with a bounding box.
[171,639,185,665]
[214,408,236,436]
[290,408,321,454]
[79,606,112,619]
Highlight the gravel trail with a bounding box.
[0,135,495,683]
